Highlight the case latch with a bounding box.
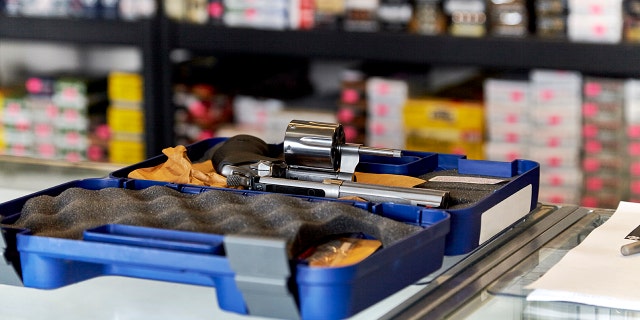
[224,235,300,320]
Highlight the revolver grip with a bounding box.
[211,135,280,174]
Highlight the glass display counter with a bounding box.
[448,207,639,320]
[387,204,630,319]
[0,156,120,202]
[0,157,631,319]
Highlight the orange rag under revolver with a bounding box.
[128,145,425,189]
[128,145,228,187]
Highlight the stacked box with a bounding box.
[1,92,31,157]
[0,76,108,163]
[625,80,640,203]
[4,0,154,19]
[163,0,324,28]
[219,97,335,143]
[0,87,24,154]
[3,0,19,15]
[336,68,367,144]
[25,75,58,160]
[52,76,108,163]
[289,0,315,30]
[443,0,487,37]
[223,0,288,30]
[535,0,568,38]
[231,95,284,129]
[412,0,447,35]
[118,0,156,20]
[178,0,208,24]
[580,77,626,208]
[487,0,528,37]
[313,0,345,29]
[173,83,233,146]
[528,70,583,205]
[107,72,145,164]
[208,0,225,24]
[403,98,484,159]
[68,0,102,18]
[19,0,69,17]
[483,77,530,162]
[228,95,285,142]
[164,0,186,21]
[568,0,623,43]
[344,0,379,32]
[377,0,413,32]
[624,0,640,42]
[365,77,407,149]
[165,0,214,23]
[0,89,5,153]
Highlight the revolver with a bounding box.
[211,120,450,208]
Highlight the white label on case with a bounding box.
[429,176,506,185]
[479,185,533,244]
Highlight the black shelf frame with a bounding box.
[173,24,640,77]
[0,16,146,44]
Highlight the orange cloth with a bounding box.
[128,145,227,187]
[354,172,425,188]
[127,145,425,191]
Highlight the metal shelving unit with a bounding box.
[0,15,171,158]
[3,14,640,158]
[0,16,146,44]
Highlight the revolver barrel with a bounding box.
[251,176,449,208]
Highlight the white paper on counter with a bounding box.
[526,201,640,310]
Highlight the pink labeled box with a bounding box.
[484,79,530,108]
[583,173,626,193]
[528,126,582,148]
[486,124,531,144]
[568,14,623,43]
[484,142,528,162]
[583,154,627,175]
[540,167,583,188]
[528,146,580,168]
[539,186,581,205]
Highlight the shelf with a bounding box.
[0,15,168,158]
[0,16,149,45]
[173,24,640,77]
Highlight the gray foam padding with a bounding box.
[11,186,423,256]
[417,169,510,209]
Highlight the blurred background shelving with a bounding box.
[1,0,640,207]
